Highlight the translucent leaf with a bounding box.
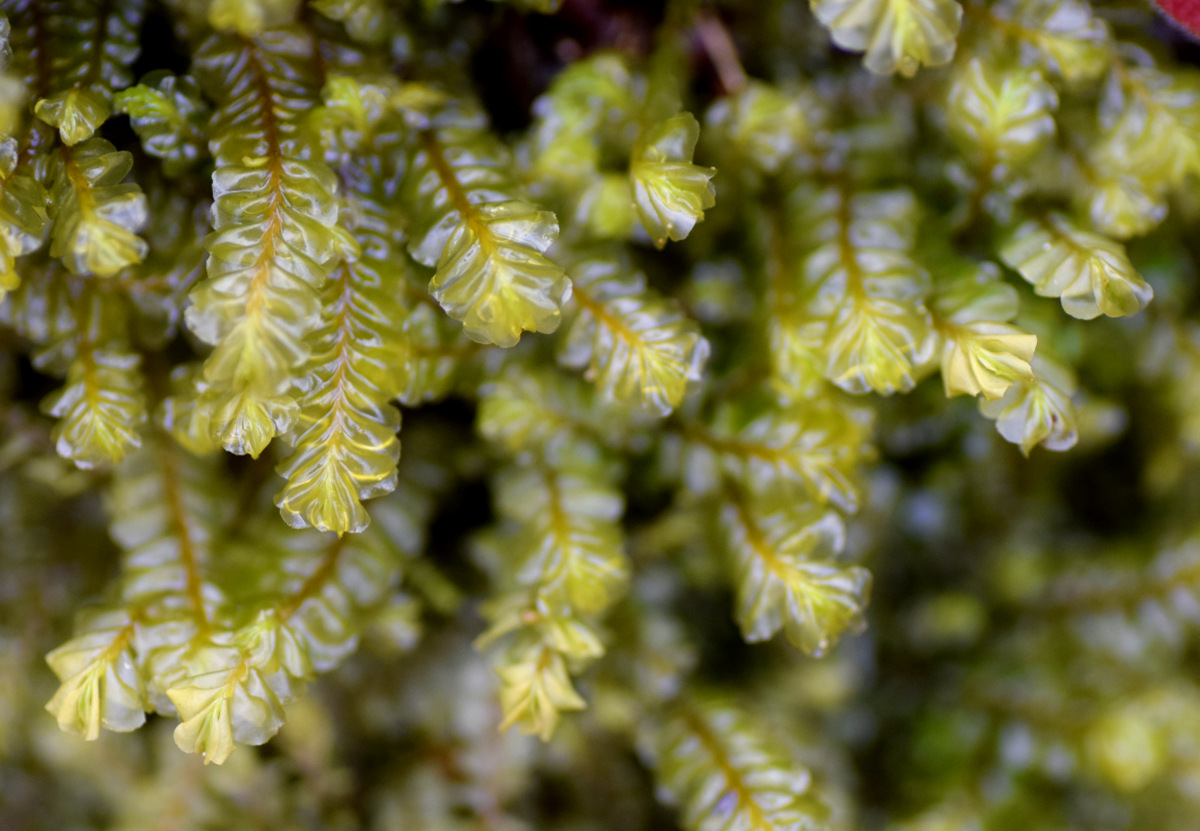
[167,652,287,765]
[394,302,467,406]
[0,139,49,300]
[688,401,874,512]
[980,354,1078,455]
[1100,65,1200,186]
[478,365,623,458]
[311,0,389,44]
[797,187,936,395]
[811,0,963,77]
[43,346,147,469]
[653,697,829,831]
[704,81,811,176]
[724,496,870,656]
[430,199,570,348]
[946,58,1058,170]
[45,615,146,740]
[630,113,716,248]
[933,276,1036,400]
[1000,214,1152,320]
[822,294,937,395]
[408,126,571,347]
[114,71,210,177]
[186,32,354,457]
[208,0,299,34]
[275,219,406,534]
[34,0,145,143]
[35,88,110,146]
[46,138,149,277]
[561,256,709,417]
[993,0,1110,84]
[497,645,586,741]
[498,464,628,615]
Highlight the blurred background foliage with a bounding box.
[4,0,1200,830]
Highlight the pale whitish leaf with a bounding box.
[724,498,869,656]
[705,81,810,175]
[45,614,146,740]
[933,276,1036,400]
[431,200,571,347]
[822,294,937,395]
[478,365,622,458]
[653,698,829,831]
[561,257,709,417]
[1000,214,1152,319]
[980,354,1077,455]
[811,0,963,77]
[630,113,716,248]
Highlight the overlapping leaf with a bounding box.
[560,255,709,417]
[1000,213,1152,320]
[407,122,571,347]
[186,31,354,457]
[653,697,829,831]
[630,113,716,248]
[723,493,869,656]
[811,0,963,77]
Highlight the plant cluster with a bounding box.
[3,0,1200,829]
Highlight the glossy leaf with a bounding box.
[561,256,709,417]
[629,114,716,248]
[811,0,963,77]
[46,139,149,277]
[114,71,210,176]
[408,126,571,347]
[724,494,870,656]
[1000,214,1152,320]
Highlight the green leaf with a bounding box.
[561,255,709,417]
[946,57,1058,170]
[46,138,149,277]
[430,199,569,347]
[45,613,146,740]
[687,400,874,512]
[35,88,110,146]
[653,697,830,831]
[207,0,299,34]
[497,644,586,740]
[704,80,811,176]
[497,463,628,615]
[992,0,1110,84]
[933,274,1036,400]
[311,0,389,44]
[408,126,571,347]
[0,139,49,300]
[186,32,355,457]
[114,71,210,177]
[724,493,870,656]
[1000,214,1152,320]
[811,0,963,77]
[630,113,716,248]
[979,354,1078,455]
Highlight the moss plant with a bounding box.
[3,0,1200,828]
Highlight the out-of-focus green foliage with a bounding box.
[3,0,1200,830]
